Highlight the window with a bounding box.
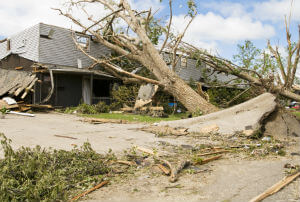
[181,57,187,68]
[76,34,90,51]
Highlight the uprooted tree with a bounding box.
[55,0,218,114]
[181,23,300,102]
[56,0,299,114]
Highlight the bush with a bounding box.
[0,133,114,201]
[95,102,110,113]
[111,85,139,108]
[76,103,98,114]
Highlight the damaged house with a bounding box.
[0,23,117,107]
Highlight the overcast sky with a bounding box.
[0,0,299,67]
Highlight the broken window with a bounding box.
[181,57,187,68]
[75,34,90,51]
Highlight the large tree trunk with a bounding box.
[165,78,217,114]
[138,44,218,114]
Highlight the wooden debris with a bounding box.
[19,104,53,109]
[71,180,109,201]
[54,135,78,140]
[249,171,300,202]
[170,160,191,183]
[156,164,171,175]
[165,184,183,189]
[136,146,158,156]
[197,150,229,157]
[15,66,23,70]
[140,126,189,136]
[116,160,137,166]
[7,111,35,117]
[0,100,18,109]
[198,155,222,165]
[83,118,129,124]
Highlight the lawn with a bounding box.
[81,112,188,123]
[292,111,300,120]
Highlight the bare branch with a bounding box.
[267,41,287,83]
[83,8,123,33]
[159,0,172,54]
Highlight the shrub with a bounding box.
[76,103,97,114]
[111,85,139,108]
[0,133,113,201]
[95,101,110,113]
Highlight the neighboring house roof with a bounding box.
[0,23,111,69]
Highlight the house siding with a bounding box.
[0,24,39,62]
[38,23,111,68]
[175,58,204,81]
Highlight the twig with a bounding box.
[71,180,109,201]
[194,155,222,165]
[115,160,137,166]
[54,135,78,140]
[249,171,300,202]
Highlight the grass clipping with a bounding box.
[0,133,114,201]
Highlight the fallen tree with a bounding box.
[55,0,218,114]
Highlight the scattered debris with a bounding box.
[140,125,189,137]
[71,180,109,201]
[199,124,219,134]
[156,164,171,175]
[83,118,130,124]
[197,150,229,157]
[7,111,35,117]
[262,136,271,142]
[0,69,38,98]
[170,160,191,182]
[248,171,300,202]
[54,135,78,140]
[115,160,137,166]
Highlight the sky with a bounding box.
[0,0,299,66]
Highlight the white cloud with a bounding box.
[172,12,275,44]
[0,0,163,37]
[0,0,70,36]
[252,0,300,22]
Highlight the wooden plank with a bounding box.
[249,171,300,202]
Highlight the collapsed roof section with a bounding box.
[0,68,38,98]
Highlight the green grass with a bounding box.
[293,111,300,120]
[81,113,188,123]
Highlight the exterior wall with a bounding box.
[0,24,40,62]
[0,54,34,71]
[38,23,111,68]
[162,52,204,81]
[175,58,204,81]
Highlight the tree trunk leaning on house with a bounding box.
[55,0,218,114]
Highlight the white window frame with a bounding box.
[75,33,90,52]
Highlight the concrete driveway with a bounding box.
[0,112,181,155]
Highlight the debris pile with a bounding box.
[0,68,38,99]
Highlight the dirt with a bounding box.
[0,112,299,202]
